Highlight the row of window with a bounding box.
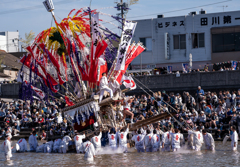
[140,32,240,53]
[140,33,205,51]
[212,32,240,53]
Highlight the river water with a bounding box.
[0,141,240,167]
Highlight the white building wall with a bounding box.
[132,10,240,69]
[0,31,19,52]
[0,35,6,51]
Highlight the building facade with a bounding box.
[0,31,19,52]
[132,10,240,71]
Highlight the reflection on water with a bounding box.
[0,142,240,167]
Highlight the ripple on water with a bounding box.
[0,141,240,167]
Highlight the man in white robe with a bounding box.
[91,129,102,153]
[162,127,171,152]
[170,129,183,152]
[53,139,62,153]
[131,130,145,153]
[16,137,28,152]
[151,129,161,152]
[99,73,113,102]
[108,128,118,150]
[82,137,95,161]
[144,129,153,152]
[118,124,129,153]
[44,141,53,153]
[109,77,121,94]
[230,125,238,151]
[59,135,72,153]
[36,143,45,153]
[28,131,38,152]
[74,132,86,153]
[2,134,12,160]
[187,127,203,151]
[202,129,215,151]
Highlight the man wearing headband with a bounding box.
[2,134,13,160]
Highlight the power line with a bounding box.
[0,0,84,15]
[101,0,232,27]
[127,0,232,19]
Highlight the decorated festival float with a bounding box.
[18,0,175,139]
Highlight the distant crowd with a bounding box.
[0,98,74,140]
[127,86,240,139]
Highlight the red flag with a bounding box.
[78,65,89,81]
[88,40,108,83]
[65,96,75,106]
[122,75,136,90]
[97,56,108,84]
[116,45,145,84]
[31,85,45,99]
[39,43,65,85]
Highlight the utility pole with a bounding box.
[121,0,124,30]
[116,0,129,30]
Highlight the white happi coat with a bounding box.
[132,134,145,151]
[151,134,160,151]
[2,140,12,159]
[100,76,109,90]
[16,138,28,152]
[74,134,85,153]
[203,133,215,148]
[162,132,171,146]
[82,141,95,160]
[188,130,203,148]
[170,132,182,149]
[108,133,118,149]
[36,144,45,152]
[118,128,129,150]
[230,131,238,150]
[44,141,53,153]
[91,132,102,152]
[53,139,62,152]
[144,134,153,152]
[109,80,120,93]
[29,134,38,151]
[59,136,72,153]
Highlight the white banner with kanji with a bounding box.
[31,85,45,99]
[91,12,99,60]
[115,21,137,71]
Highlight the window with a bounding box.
[140,37,152,51]
[173,34,186,49]
[192,33,205,48]
[212,32,240,53]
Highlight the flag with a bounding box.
[182,63,188,72]
[91,12,99,60]
[39,43,65,85]
[115,21,137,71]
[97,55,108,82]
[31,85,45,99]
[88,40,108,83]
[122,75,136,90]
[65,96,75,106]
[115,43,145,84]
[231,61,238,70]
[167,66,172,73]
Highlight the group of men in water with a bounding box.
[1,124,238,161]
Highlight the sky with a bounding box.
[0,0,239,43]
